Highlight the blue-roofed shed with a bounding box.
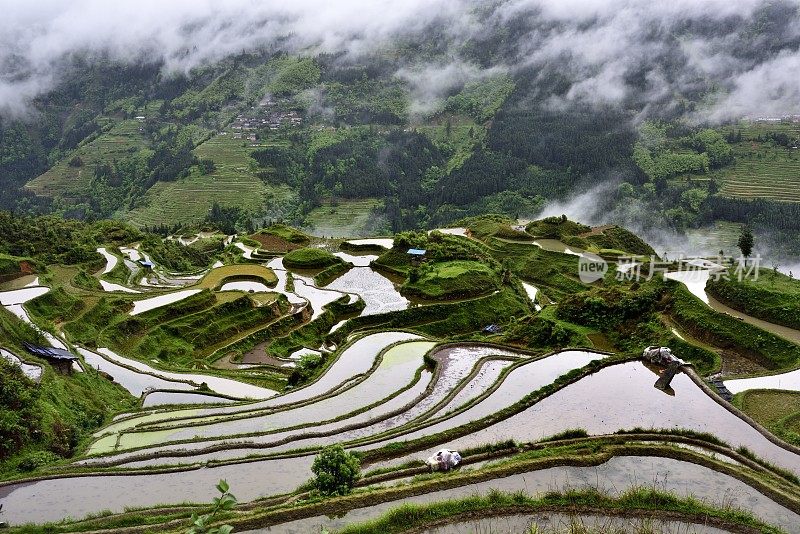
[24,343,78,375]
[407,248,426,256]
[139,260,155,269]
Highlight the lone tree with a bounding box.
[312,444,361,496]
[738,225,754,259]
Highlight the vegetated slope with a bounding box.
[26,119,150,200]
[124,134,296,228]
[707,267,800,330]
[707,123,800,203]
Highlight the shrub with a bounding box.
[283,248,341,269]
[312,444,361,496]
[17,450,60,472]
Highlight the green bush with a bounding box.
[283,247,341,269]
[0,358,40,460]
[312,444,361,496]
[17,450,59,472]
[402,260,498,300]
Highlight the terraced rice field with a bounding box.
[706,123,800,202]
[4,237,800,532]
[124,134,296,227]
[303,198,384,238]
[26,119,149,199]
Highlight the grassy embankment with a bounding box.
[336,489,784,534]
[124,134,296,228]
[303,198,384,238]
[702,122,800,202]
[669,282,800,373]
[735,389,800,447]
[707,267,800,331]
[25,118,150,199]
[0,306,136,480]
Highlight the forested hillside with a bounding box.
[2,1,800,248]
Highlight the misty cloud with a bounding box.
[2,0,800,120]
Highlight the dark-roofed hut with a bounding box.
[407,248,427,265]
[23,343,78,375]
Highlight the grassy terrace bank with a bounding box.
[15,437,798,534]
[707,267,800,331]
[334,490,783,534]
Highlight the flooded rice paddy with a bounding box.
[219,281,272,292]
[129,289,202,315]
[110,341,434,450]
[345,238,394,249]
[238,456,800,533]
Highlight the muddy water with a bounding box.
[665,269,711,304]
[0,285,49,305]
[0,455,316,525]
[0,274,39,291]
[533,239,586,257]
[334,251,378,267]
[439,359,516,416]
[119,371,436,468]
[521,282,542,311]
[292,275,343,320]
[253,348,527,454]
[88,342,515,465]
[432,227,469,237]
[99,279,140,293]
[664,270,800,346]
[235,242,255,259]
[241,456,798,533]
[725,367,800,394]
[96,247,119,274]
[115,341,433,449]
[93,332,423,435]
[408,362,800,476]
[706,292,800,345]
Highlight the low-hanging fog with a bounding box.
[2,0,800,121]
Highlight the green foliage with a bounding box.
[314,262,351,286]
[525,217,590,239]
[707,267,800,330]
[267,57,320,95]
[26,287,86,324]
[259,224,310,245]
[556,282,664,330]
[402,260,499,300]
[444,75,515,122]
[311,444,361,496]
[670,282,800,370]
[187,479,237,534]
[288,353,324,387]
[72,269,102,290]
[16,450,60,472]
[738,225,754,258]
[283,247,341,269]
[0,358,39,460]
[502,316,588,349]
[584,226,655,256]
[691,129,733,168]
[539,428,589,442]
